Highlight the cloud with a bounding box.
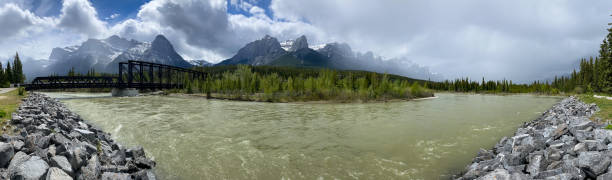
[105,13,120,20]
[57,0,106,37]
[110,0,324,61]
[0,3,49,38]
[269,0,612,82]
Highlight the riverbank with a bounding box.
[0,93,156,179]
[457,96,611,179]
[579,94,612,123]
[0,88,25,134]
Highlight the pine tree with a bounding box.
[0,61,4,86]
[5,62,12,84]
[12,52,24,84]
[598,22,612,93]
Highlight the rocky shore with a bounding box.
[0,93,156,179]
[457,96,611,179]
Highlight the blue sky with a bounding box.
[27,0,274,24]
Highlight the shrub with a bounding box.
[18,87,25,96]
[0,110,6,118]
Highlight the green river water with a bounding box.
[42,92,560,179]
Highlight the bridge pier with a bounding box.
[111,88,139,97]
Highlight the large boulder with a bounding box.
[46,167,73,180]
[78,155,101,180]
[50,155,73,177]
[0,142,15,168]
[577,151,611,177]
[10,156,49,180]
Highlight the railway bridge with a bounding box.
[24,60,205,96]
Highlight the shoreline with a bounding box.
[169,92,436,104]
[456,96,611,179]
[0,93,157,179]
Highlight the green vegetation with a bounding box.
[179,65,432,102]
[0,89,27,134]
[429,20,612,95]
[579,94,612,123]
[0,52,25,87]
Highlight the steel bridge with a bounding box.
[25,60,205,91]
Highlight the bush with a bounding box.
[0,110,6,118]
[574,86,585,94]
[18,87,25,96]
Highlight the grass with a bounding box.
[578,93,612,123]
[0,88,27,134]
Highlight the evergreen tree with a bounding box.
[598,20,612,93]
[12,52,24,84]
[5,62,12,84]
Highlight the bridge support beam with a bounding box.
[111,88,139,97]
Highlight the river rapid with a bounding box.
[42,92,560,179]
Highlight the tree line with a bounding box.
[0,53,25,88]
[429,22,612,94]
[180,65,432,102]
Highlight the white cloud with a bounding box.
[57,0,106,37]
[269,0,612,82]
[106,13,120,20]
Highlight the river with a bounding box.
[42,92,559,179]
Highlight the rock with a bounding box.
[545,173,573,180]
[569,120,595,134]
[534,168,564,179]
[130,170,156,180]
[475,168,510,180]
[50,155,73,176]
[577,151,611,177]
[551,124,568,140]
[111,149,126,165]
[594,129,612,143]
[66,145,88,170]
[527,154,545,176]
[134,157,155,169]
[10,140,25,151]
[46,167,73,180]
[572,143,587,153]
[10,156,49,180]
[101,172,130,180]
[73,129,95,143]
[473,148,495,162]
[0,142,15,168]
[78,155,101,180]
[127,146,145,159]
[583,140,607,151]
[599,173,612,180]
[504,152,526,166]
[8,151,31,173]
[574,130,594,142]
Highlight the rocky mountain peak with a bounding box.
[151,35,174,54]
[318,42,354,59]
[103,35,134,51]
[289,35,308,52]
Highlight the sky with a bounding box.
[0,0,611,83]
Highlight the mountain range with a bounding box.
[217,35,442,81]
[13,34,441,81]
